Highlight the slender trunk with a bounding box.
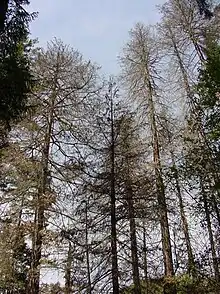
[154,165,174,280]
[167,24,193,101]
[169,28,202,275]
[29,93,56,294]
[170,24,220,241]
[173,228,179,272]
[148,86,174,277]
[172,22,220,227]
[212,192,220,227]
[110,90,119,294]
[170,150,195,275]
[191,37,205,62]
[85,202,92,294]
[142,62,175,293]
[143,224,148,294]
[199,128,220,228]
[172,0,205,62]
[172,25,220,225]
[11,197,30,293]
[29,139,50,293]
[125,177,141,294]
[64,242,73,294]
[200,180,220,283]
[149,95,175,294]
[174,167,195,275]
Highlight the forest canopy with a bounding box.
[0,0,220,294]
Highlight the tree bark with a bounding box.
[200,180,220,283]
[167,25,220,270]
[125,177,141,294]
[85,201,92,294]
[29,92,56,294]
[170,151,195,275]
[64,242,73,294]
[109,86,119,294]
[148,86,176,294]
[143,224,148,294]
[147,80,175,279]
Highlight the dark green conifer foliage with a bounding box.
[0,0,36,141]
[197,41,220,142]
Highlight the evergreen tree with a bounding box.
[0,0,36,148]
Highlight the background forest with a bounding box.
[0,0,220,293]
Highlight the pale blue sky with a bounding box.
[28,0,165,75]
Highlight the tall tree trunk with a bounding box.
[143,224,148,294]
[147,80,175,293]
[168,23,220,234]
[199,129,220,228]
[166,24,193,101]
[85,201,92,294]
[200,180,220,283]
[109,87,119,294]
[120,23,175,293]
[170,0,206,62]
[173,227,179,272]
[170,150,195,275]
[64,241,73,294]
[125,177,141,294]
[29,93,56,294]
[212,191,220,227]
